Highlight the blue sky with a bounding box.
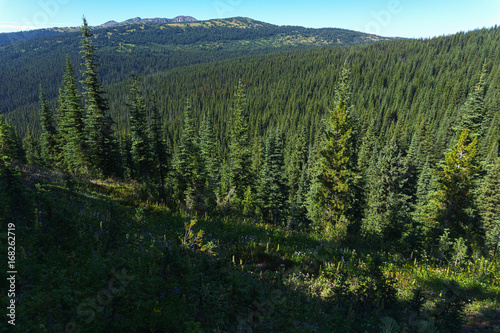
[0,0,499,38]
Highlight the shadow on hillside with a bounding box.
[11,164,477,332]
[415,275,500,333]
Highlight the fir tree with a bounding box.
[150,96,168,199]
[257,129,287,224]
[455,66,488,140]
[228,80,252,208]
[128,74,152,181]
[477,158,500,254]
[434,129,479,241]
[23,127,42,166]
[0,115,18,161]
[57,55,85,173]
[357,120,377,175]
[307,67,356,241]
[216,158,232,209]
[119,134,134,180]
[291,162,311,229]
[200,111,219,186]
[172,100,207,211]
[39,86,58,167]
[361,137,412,250]
[286,128,307,205]
[415,156,434,208]
[242,185,255,217]
[250,134,263,185]
[80,17,119,177]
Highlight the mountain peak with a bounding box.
[99,16,197,28]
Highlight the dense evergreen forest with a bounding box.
[0,17,499,332]
[0,17,388,120]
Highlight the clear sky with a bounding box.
[0,0,499,38]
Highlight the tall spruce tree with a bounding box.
[120,134,134,180]
[415,156,434,208]
[23,127,42,166]
[434,129,479,241]
[455,66,488,141]
[477,158,500,255]
[200,111,219,186]
[172,99,207,211]
[128,74,152,181]
[257,129,287,224]
[291,162,311,228]
[228,80,252,208]
[58,55,85,173]
[0,115,19,161]
[287,129,309,228]
[39,86,58,167]
[307,67,356,241]
[80,17,119,177]
[150,96,168,199]
[361,137,412,250]
[287,128,307,205]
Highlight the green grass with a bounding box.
[8,166,500,332]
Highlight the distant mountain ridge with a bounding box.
[0,16,394,118]
[100,15,197,28]
[0,15,197,45]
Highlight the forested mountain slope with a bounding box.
[101,26,500,161]
[0,17,389,117]
[1,19,500,332]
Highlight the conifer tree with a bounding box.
[173,100,195,205]
[307,67,356,241]
[217,158,232,207]
[242,185,255,216]
[39,86,58,167]
[455,66,488,140]
[483,112,500,164]
[172,100,207,211]
[150,96,168,199]
[286,128,307,205]
[57,55,85,173]
[200,111,218,186]
[415,117,437,167]
[257,129,287,224]
[228,80,252,208]
[477,158,500,254]
[80,17,119,177]
[291,162,311,229]
[0,115,18,161]
[128,74,152,181]
[361,138,412,250]
[415,156,434,208]
[433,129,479,241]
[119,134,134,180]
[23,127,42,166]
[357,120,377,175]
[403,135,420,203]
[250,134,263,183]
